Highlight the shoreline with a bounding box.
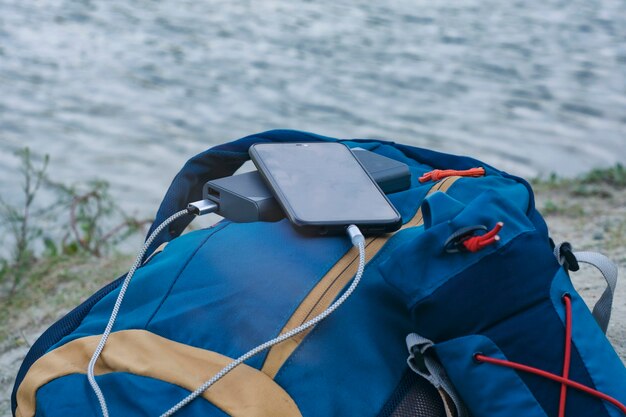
[1,168,625,416]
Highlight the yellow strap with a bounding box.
[16,330,301,417]
[261,177,460,378]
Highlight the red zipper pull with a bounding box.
[462,222,503,252]
[419,167,485,183]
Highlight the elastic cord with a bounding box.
[159,225,366,417]
[475,293,626,415]
[87,209,192,417]
[475,354,626,414]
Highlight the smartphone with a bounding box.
[203,148,411,223]
[249,142,402,234]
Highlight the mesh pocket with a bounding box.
[377,368,445,417]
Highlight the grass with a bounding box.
[0,147,149,300]
[0,252,131,349]
[532,163,625,194]
[531,164,625,219]
[581,163,626,187]
[541,199,585,217]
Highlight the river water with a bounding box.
[1,0,625,215]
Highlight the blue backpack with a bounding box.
[12,130,626,417]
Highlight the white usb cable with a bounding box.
[159,224,366,417]
[87,208,199,417]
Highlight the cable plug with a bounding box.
[346,224,365,247]
[187,199,219,216]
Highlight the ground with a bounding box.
[1,175,625,416]
[0,254,132,416]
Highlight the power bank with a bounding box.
[204,148,410,223]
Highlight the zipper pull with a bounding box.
[419,167,485,183]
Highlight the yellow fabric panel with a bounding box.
[16,329,301,417]
[261,176,460,378]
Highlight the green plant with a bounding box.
[541,199,585,218]
[531,164,624,196]
[581,164,626,188]
[569,185,612,199]
[0,148,151,297]
[50,179,150,256]
[0,148,49,293]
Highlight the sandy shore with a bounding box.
[1,179,625,416]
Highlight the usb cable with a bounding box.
[88,200,218,417]
[87,200,365,417]
[159,224,365,417]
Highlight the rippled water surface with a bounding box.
[1,0,625,213]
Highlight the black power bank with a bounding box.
[204,148,410,223]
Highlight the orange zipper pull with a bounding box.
[462,222,503,252]
[419,167,485,183]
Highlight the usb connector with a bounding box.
[347,224,365,247]
[187,199,219,216]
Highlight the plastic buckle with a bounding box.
[558,242,580,272]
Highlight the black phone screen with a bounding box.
[250,142,401,233]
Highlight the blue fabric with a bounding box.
[273,181,538,416]
[35,373,227,417]
[52,219,352,370]
[380,189,536,311]
[448,176,530,216]
[421,192,466,229]
[274,226,420,416]
[482,280,607,417]
[378,180,620,417]
[50,223,233,351]
[409,242,610,417]
[146,219,351,368]
[434,335,548,417]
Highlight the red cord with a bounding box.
[474,295,626,415]
[419,167,485,183]
[559,296,573,417]
[462,222,503,252]
[475,354,626,414]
